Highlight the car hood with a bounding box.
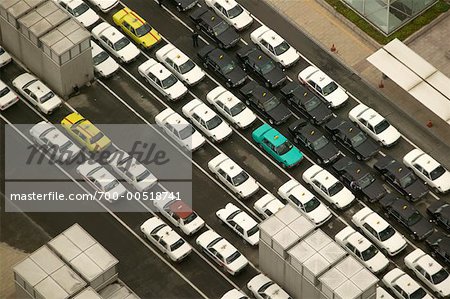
[227,254,248,273]
[436,276,450,296]
[236,178,259,198]
[209,122,232,141]
[280,147,303,167]
[378,125,401,146]
[366,251,389,273]
[165,81,187,100]
[171,242,192,260]
[0,89,18,106]
[309,103,333,124]
[183,131,205,151]
[96,57,119,77]
[410,218,434,240]
[117,44,140,62]
[76,9,99,27]
[226,67,247,86]
[306,203,331,225]
[315,143,339,164]
[41,96,62,112]
[266,103,291,123]
[435,171,450,193]
[184,66,205,85]
[382,233,406,255]
[266,68,286,86]
[277,47,299,66]
[217,28,239,47]
[331,188,355,209]
[97,0,118,10]
[362,180,386,201]
[135,174,158,192]
[182,216,205,235]
[354,139,378,159]
[324,87,348,107]
[230,11,253,30]
[141,30,161,47]
[233,108,256,128]
[176,0,198,9]
[405,180,428,200]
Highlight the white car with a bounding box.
[138,58,188,101]
[250,25,300,68]
[206,86,256,129]
[247,274,292,299]
[216,203,259,246]
[30,122,81,163]
[155,108,206,151]
[205,0,253,31]
[91,41,119,77]
[107,150,158,192]
[92,22,140,63]
[0,46,12,67]
[140,217,192,262]
[352,207,407,256]
[76,161,127,202]
[156,44,205,86]
[0,80,19,110]
[298,66,348,108]
[182,99,232,143]
[404,248,450,298]
[56,0,99,27]
[302,165,355,209]
[348,103,401,147]
[253,193,285,219]
[220,289,249,299]
[382,268,432,299]
[403,148,450,194]
[196,230,248,275]
[12,73,62,114]
[153,197,205,235]
[86,0,119,12]
[278,179,331,226]
[335,226,389,274]
[208,153,259,198]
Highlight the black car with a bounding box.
[374,156,428,202]
[166,0,198,11]
[426,232,450,266]
[332,156,386,202]
[379,195,434,241]
[190,7,239,48]
[236,46,286,88]
[197,45,247,87]
[288,118,340,165]
[427,202,450,232]
[281,82,333,124]
[324,117,379,161]
[239,81,291,125]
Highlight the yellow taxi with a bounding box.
[112,8,161,49]
[61,113,111,152]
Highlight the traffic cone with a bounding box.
[331,44,336,52]
[427,120,433,128]
[378,80,384,88]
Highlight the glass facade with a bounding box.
[341,0,437,35]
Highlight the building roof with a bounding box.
[19,1,69,38]
[1,0,46,19]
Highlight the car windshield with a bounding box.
[226,251,241,264]
[328,182,344,196]
[40,92,55,104]
[399,172,416,188]
[72,3,89,17]
[227,4,244,18]
[205,115,223,130]
[221,60,236,74]
[0,48,4,54]
[275,140,293,156]
[407,211,422,226]
[170,239,185,251]
[361,245,378,261]
[213,21,229,36]
[322,82,338,96]
[90,132,105,144]
[432,269,449,284]
[430,166,446,180]
[410,288,427,299]
[182,212,197,225]
[232,171,249,186]
[136,170,150,182]
[263,96,280,111]
[162,74,178,89]
[378,226,395,241]
[178,125,195,140]
[304,197,321,213]
[274,41,290,56]
[247,225,259,237]
[93,51,109,65]
[304,97,321,111]
[135,23,152,37]
[350,132,367,147]
[358,173,375,189]
[0,87,10,97]
[229,102,246,116]
[114,37,130,51]
[59,141,73,152]
[179,60,195,74]
[104,179,119,192]
[260,60,275,75]
[311,136,329,150]
[207,237,223,248]
[259,282,275,293]
[374,120,390,134]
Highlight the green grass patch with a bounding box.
[323,0,450,44]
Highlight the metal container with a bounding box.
[73,287,102,299]
[99,280,141,299]
[302,252,330,285]
[288,241,315,273]
[335,256,363,279]
[376,286,394,299]
[304,230,332,252]
[288,214,315,240]
[319,268,346,299]
[272,226,301,258]
[275,204,302,225]
[259,215,285,246]
[334,280,360,299]
[350,268,378,299]
[319,242,346,265]
[259,239,286,283]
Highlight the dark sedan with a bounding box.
[427,202,450,232]
[426,232,450,266]
[240,81,291,125]
[324,117,379,161]
[190,7,239,48]
[198,45,247,88]
[236,46,286,88]
[167,0,198,11]
[288,118,340,165]
[380,195,434,241]
[281,82,333,124]
[374,156,428,202]
[332,156,386,202]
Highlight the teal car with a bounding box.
[252,124,303,168]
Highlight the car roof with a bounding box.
[26,79,52,98]
[416,253,443,275]
[216,157,244,177]
[288,83,317,103]
[394,273,422,294]
[336,121,362,139]
[388,198,418,219]
[361,211,389,232]
[200,10,223,27]
[261,29,284,47]
[230,209,258,230]
[89,167,116,187]
[308,69,334,88]
[384,159,413,181]
[148,62,173,80]
[167,200,194,219]
[215,0,239,10]
[410,152,441,173]
[119,9,148,29]
[213,89,241,108]
[262,128,287,147]
[345,230,372,252]
[41,126,69,147]
[312,169,338,189]
[113,152,147,175]
[298,123,324,143]
[245,49,272,67]
[62,0,85,9]
[211,238,237,257]
[207,48,232,66]
[341,162,368,181]
[192,102,217,122]
[100,26,124,43]
[154,224,181,245]
[163,110,189,126]
[356,106,385,126]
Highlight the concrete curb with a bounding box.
[404,9,450,44]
